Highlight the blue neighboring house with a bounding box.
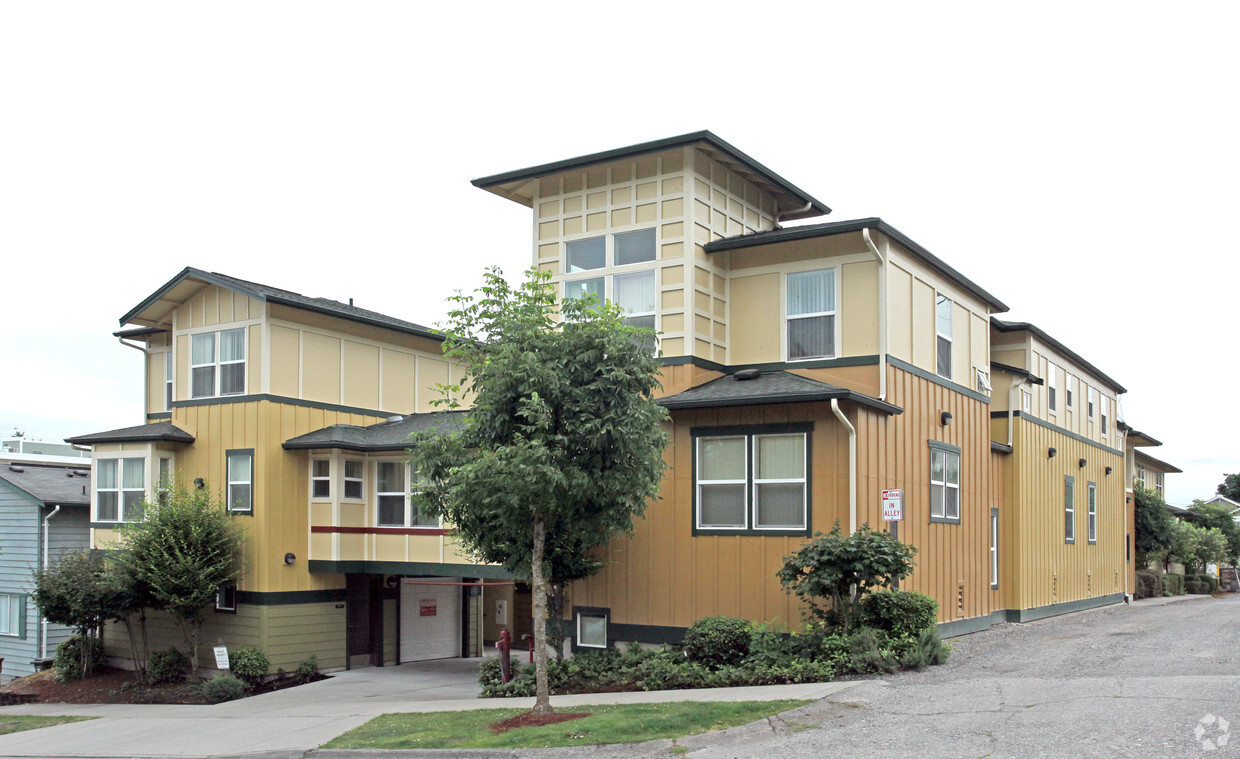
[0,461,90,679]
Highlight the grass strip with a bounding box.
[0,716,97,735]
[323,699,810,750]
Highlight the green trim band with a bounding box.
[146,412,172,421]
[172,393,392,419]
[887,356,990,404]
[234,589,348,606]
[937,612,1004,639]
[658,354,881,374]
[558,618,687,647]
[307,559,515,580]
[1003,592,1124,623]
[989,411,1124,457]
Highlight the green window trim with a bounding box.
[1065,474,1076,544]
[225,448,255,516]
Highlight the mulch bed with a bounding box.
[490,711,590,733]
[1,666,328,705]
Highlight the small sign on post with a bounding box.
[420,598,437,617]
[882,489,904,521]
[214,646,230,670]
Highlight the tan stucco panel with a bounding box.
[268,325,301,398]
[841,260,879,356]
[380,349,417,413]
[301,332,342,404]
[728,273,780,365]
[416,358,450,413]
[912,279,935,371]
[341,340,380,410]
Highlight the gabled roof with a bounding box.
[703,217,1009,313]
[65,421,195,446]
[1121,424,1163,447]
[0,463,91,506]
[1203,494,1240,510]
[283,411,469,452]
[1134,449,1182,474]
[658,370,902,415]
[471,130,830,221]
[991,317,1126,394]
[119,268,442,342]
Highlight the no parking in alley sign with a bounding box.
[882,489,904,521]
[419,598,437,617]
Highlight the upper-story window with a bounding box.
[929,442,961,524]
[935,294,952,379]
[1087,387,1097,418]
[375,461,439,528]
[1048,362,1058,413]
[1022,389,1032,413]
[564,229,656,333]
[1136,465,1147,488]
[97,457,145,523]
[165,351,173,411]
[191,329,246,399]
[1100,396,1109,438]
[786,269,835,361]
[1155,471,1165,497]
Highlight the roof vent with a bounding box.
[386,415,404,424]
[8,464,24,473]
[73,469,89,477]
[733,369,762,382]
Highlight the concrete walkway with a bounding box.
[0,657,855,758]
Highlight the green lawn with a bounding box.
[323,700,810,750]
[0,716,97,735]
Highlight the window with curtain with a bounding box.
[96,458,119,521]
[190,329,245,398]
[786,269,835,360]
[191,333,216,398]
[695,427,810,533]
[219,328,246,395]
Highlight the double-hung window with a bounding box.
[311,459,331,499]
[786,269,835,361]
[1048,362,1058,413]
[0,594,24,638]
[97,458,145,522]
[227,450,253,513]
[191,328,246,399]
[935,295,953,379]
[1155,472,1165,497]
[929,442,961,523]
[1066,375,1076,410]
[990,509,999,589]
[1087,482,1097,544]
[343,460,364,500]
[1136,465,1146,488]
[375,461,439,528]
[165,351,173,410]
[1100,396,1109,438]
[1087,387,1097,419]
[563,229,657,342]
[156,456,173,507]
[1065,475,1076,543]
[694,425,810,534]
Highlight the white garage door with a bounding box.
[399,578,461,663]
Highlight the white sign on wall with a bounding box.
[882,489,904,521]
[214,646,230,670]
[495,599,508,626]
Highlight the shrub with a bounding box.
[1135,570,1161,600]
[203,672,246,703]
[146,647,191,685]
[857,590,939,639]
[897,626,952,670]
[1187,574,1219,594]
[228,646,270,689]
[682,616,752,668]
[294,654,319,684]
[1162,574,1185,596]
[844,628,899,674]
[53,634,105,683]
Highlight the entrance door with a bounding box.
[399,578,461,662]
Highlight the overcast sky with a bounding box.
[2,2,1236,505]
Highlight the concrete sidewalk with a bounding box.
[0,657,857,759]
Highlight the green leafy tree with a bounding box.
[1166,521,1226,575]
[776,523,917,631]
[1193,527,1228,574]
[409,267,668,715]
[31,551,116,679]
[1133,486,1175,568]
[1186,502,1240,566]
[1217,474,1240,502]
[113,485,244,671]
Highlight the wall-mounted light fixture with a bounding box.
[1106,466,1113,476]
[1079,458,1087,468]
[283,552,296,565]
[1048,447,1057,458]
[194,477,205,489]
[941,411,953,426]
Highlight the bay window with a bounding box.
[96,457,146,523]
[375,461,439,528]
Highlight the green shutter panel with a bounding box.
[17,594,27,640]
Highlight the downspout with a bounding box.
[776,200,813,223]
[41,505,61,659]
[831,399,857,533]
[1006,378,1029,447]
[861,228,887,402]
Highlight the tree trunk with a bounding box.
[530,515,553,715]
[122,616,143,682]
[547,583,565,661]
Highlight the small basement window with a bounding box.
[576,608,608,649]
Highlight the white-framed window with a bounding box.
[97,457,146,523]
[565,228,656,272]
[165,351,173,411]
[0,593,24,638]
[935,294,953,379]
[343,459,364,500]
[1048,362,1058,414]
[375,460,439,528]
[156,456,173,507]
[786,269,836,361]
[1066,375,1076,410]
[311,459,331,499]
[1087,482,1097,544]
[1155,472,1165,497]
[1100,396,1109,437]
[613,269,656,332]
[930,443,961,523]
[1136,465,1146,488]
[562,231,657,344]
[990,509,999,589]
[575,608,608,649]
[1088,387,1097,418]
[227,450,253,513]
[1022,389,1032,413]
[976,367,992,394]
[190,328,246,399]
[694,427,810,533]
[1065,475,1076,543]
